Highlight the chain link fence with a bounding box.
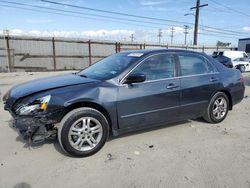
[0,35,236,72]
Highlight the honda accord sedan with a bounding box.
[3,49,245,157]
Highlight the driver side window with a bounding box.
[131,54,176,81]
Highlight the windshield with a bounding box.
[78,53,141,80]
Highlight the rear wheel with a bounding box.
[203,92,229,123]
[58,107,109,157]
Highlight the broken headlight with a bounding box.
[16,95,51,115]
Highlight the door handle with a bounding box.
[210,77,218,82]
[167,83,179,89]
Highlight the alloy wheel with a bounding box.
[68,117,103,151]
[212,97,228,120]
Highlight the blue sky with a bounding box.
[0,0,250,45]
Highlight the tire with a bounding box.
[239,65,246,73]
[58,107,109,157]
[203,92,229,123]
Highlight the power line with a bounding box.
[200,28,248,37]
[184,25,189,45]
[0,0,248,41]
[0,3,162,29]
[198,32,240,39]
[40,0,193,26]
[0,0,174,28]
[130,34,135,42]
[40,0,249,36]
[208,0,250,18]
[157,29,162,44]
[170,27,175,44]
[0,0,248,37]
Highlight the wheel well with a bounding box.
[65,102,112,130]
[220,90,233,110]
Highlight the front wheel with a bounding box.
[58,107,109,157]
[203,92,229,123]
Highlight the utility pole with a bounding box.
[190,0,208,45]
[184,25,189,45]
[170,27,175,44]
[3,29,12,72]
[157,29,162,44]
[130,33,135,42]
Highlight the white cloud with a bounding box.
[243,26,250,32]
[140,0,168,6]
[0,28,196,44]
[1,29,135,40]
[81,29,134,38]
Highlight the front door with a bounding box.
[117,53,181,129]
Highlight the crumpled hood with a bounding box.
[6,73,96,106]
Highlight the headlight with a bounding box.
[16,95,51,115]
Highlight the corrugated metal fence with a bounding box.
[0,35,236,72]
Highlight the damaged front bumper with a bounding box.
[9,109,64,144]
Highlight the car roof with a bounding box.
[119,49,203,56]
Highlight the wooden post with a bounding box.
[115,42,118,53]
[5,36,12,72]
[88,40,92,66]
[118,42,121,52]
[52,37,56,71]
[202,45,205,52]
[166,44,168,49]
[143,43,146,49]
[140,44,142,49]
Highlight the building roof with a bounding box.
[239,38,250,41]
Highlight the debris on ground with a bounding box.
[221,128,232,135]
[184,176,194,183]
[188,150,192,153]
[244,95,248,99]
[148,145,154,148]
[190,125,195,128]
[126,157,132,160]
[107,153,113,160]
[1,163,3,166]
[221,130,229,135]
[14,152,18,155]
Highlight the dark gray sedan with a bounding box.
[3,49,245,157]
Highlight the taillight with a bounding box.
[240,74,244,85]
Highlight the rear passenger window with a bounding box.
[178,54,214,76]
[131,54,175,81]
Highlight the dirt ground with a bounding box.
[0,71,250,188]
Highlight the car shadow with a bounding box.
[108,120,192,142]
[8,117,204,157]
[244,74,250,86]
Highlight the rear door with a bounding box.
[117,53,181,129]
[177,53,221,119]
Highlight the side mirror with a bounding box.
[124,73,146,84]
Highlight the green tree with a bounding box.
[216,41,231,47]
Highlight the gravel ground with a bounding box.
[0,71,250,188]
